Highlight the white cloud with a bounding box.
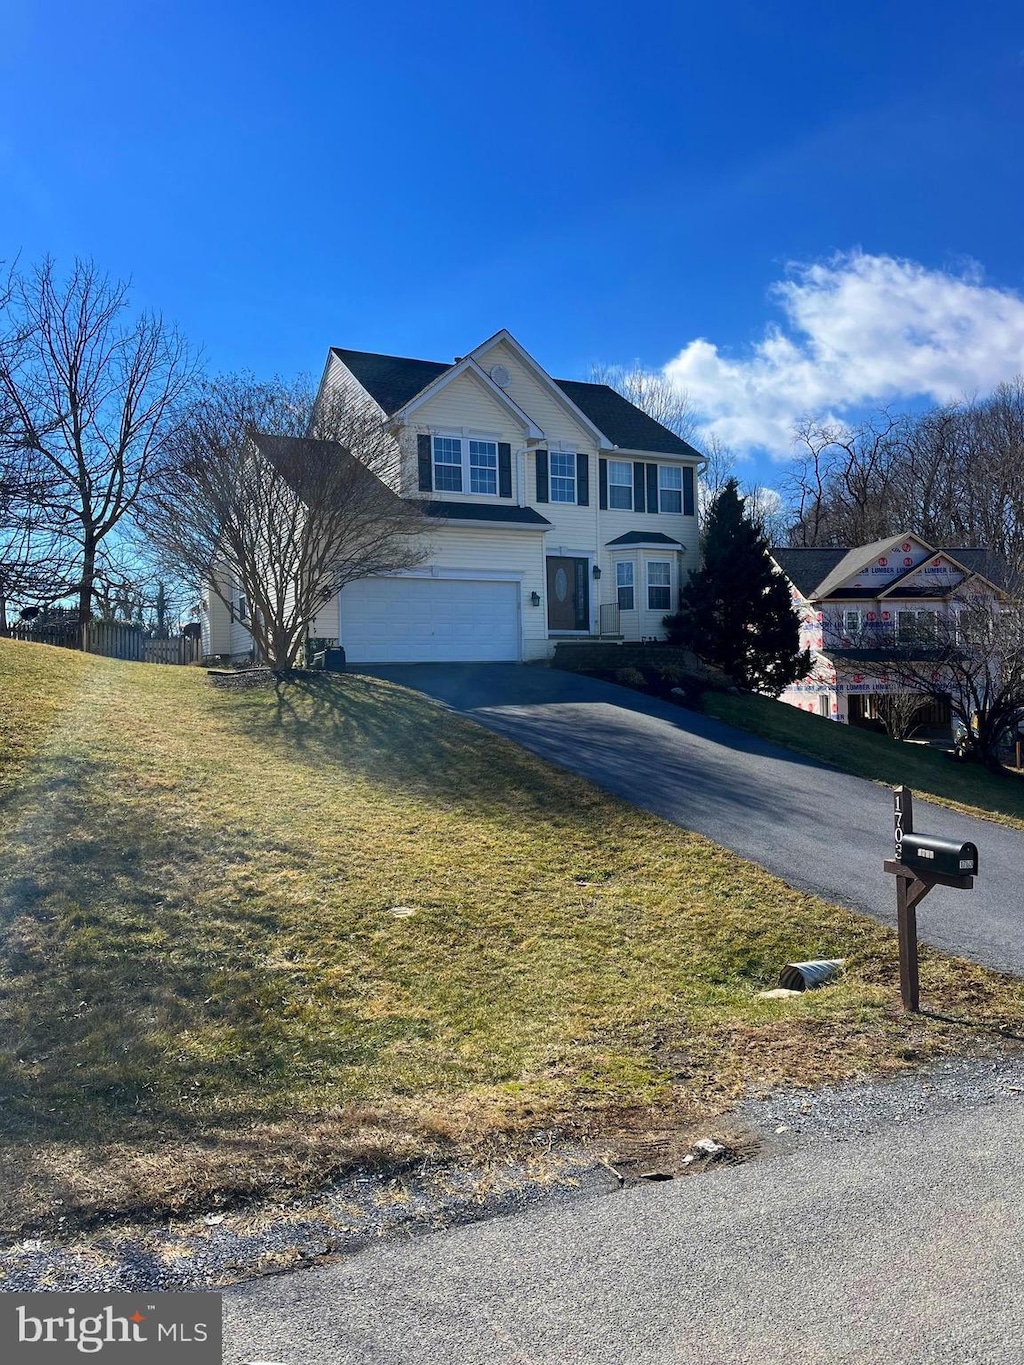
[663,252,1024,458]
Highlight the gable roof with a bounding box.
[330,345,702,458]
[331,348,450,415]
[387,355,545,437]
[808,534,929,601]
[769,548,848,597]
[553,380,700,457]
[771,540,1008,599]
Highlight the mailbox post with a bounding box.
[884,785,977,1012]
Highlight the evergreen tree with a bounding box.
[669,479,811,693]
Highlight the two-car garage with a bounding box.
[339,574,522,664]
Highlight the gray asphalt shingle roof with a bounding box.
[408,499,551,526]
[771,543,1007,598]
[331,347,702,458]
[769,548,849,597]
[605,531,684,546]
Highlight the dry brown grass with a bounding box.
[1,639,1023,1236]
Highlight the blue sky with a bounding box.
[3,0,1024,486]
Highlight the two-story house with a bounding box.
[770,534,1006,730]
[204,330,704,664]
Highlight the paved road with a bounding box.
[224,1082,1024,1364]
[364,664,1024,974]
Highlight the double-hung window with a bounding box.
[844,609,860,637]
[433,436,463,493]
[616,562,635,611]
[433,435,499,495]
[608,460,632,510]
[469,440,497,495]
[550,451,576,503]
[647,561,671,611]
[658,466,682,513]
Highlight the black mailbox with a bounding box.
[899,833,978,878]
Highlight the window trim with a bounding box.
[615,560,635,611]
[432,434,464,494]
[646,559,672,612]
[432,431,502,498]
[549,450,577,504]
[608,460,633,510]
[468,438,498,496]
[658,465,683,514]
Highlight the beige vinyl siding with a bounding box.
[228,600,254,657]
[596,487,699,641]
[321,353,403,491]
[475,339,597,451]
[310,595,340,640]
[202,579,233,656]
[333,523,549,661]
[400,372,526,501]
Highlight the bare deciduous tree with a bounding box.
[143,375,428,674]
[872,691,931,742]
[0,258,194,623]
[589,361,699,442]
[782,384,1024,582]
[835,585,1024,770]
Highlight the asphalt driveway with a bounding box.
[364,663,1024,975]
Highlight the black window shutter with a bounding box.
[498,443,512,498]
[576,453,589,506]
[599,458,608,509]
[417,434,433,492]
[646,463,659,514]
[535,450,549,503]
[683,466,695,516]
[633,461,646,514]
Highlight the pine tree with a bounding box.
[671,479,811,693]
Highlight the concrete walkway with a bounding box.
[365,664,1024,975]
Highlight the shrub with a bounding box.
[645,663,689,694]
[614,667,647,690]
[661,613,687,646]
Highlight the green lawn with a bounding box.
[1,639,1023,1235]
[702,691,1024,829]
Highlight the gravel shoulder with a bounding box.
[5,1046,1023,1295]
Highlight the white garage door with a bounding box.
[340,576,521,663]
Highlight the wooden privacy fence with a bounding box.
[5,620,201,665]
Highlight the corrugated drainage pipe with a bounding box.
[778,959,845,991]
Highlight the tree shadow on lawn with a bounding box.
[0,751,423,1152]
[220,673,633,836]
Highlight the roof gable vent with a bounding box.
[490,363,511,389]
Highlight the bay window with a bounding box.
[647,560,671,611]
[616,562,635,611]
